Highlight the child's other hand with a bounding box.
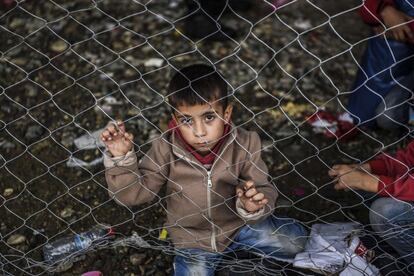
[236,180,268,213]
[380,5,414,44]
[101,120,134,157]
[329,164,378,192]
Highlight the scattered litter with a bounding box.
[112,232,151,248]
[130,253,146,266]
[168,0,180,8]
[159,228,168,241]
[60,207,75,219]
[25,125,44,142]
[66,156,103,168]
[97,96,122,116]
[0,140,15,150]
[82,271,102,276]
[294,19,312,30]
[293,223,379,275]
[144,58,164,67]
[74,129,105,150]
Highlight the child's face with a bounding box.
[173,101,233,155]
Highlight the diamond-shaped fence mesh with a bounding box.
[1,0,414,275]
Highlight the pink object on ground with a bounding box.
[82,271,102,276]
[293,188,305,197]
[272,0,293,10]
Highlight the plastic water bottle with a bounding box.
[43,226,114,264]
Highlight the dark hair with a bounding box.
[167,64,229,109]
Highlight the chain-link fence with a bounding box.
[1,0,414,275]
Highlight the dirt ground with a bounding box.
[0,0,411,275]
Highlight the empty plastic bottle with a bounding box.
[43,226,114,264]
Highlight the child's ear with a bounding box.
[224,104,233,123]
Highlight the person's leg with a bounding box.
[369,197,414,270]
[173,248,222,276]
[375,71,414,129]
[346,37,414,128]
[227,215,307,261]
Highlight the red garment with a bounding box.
[368,140,414,201]
[359,0,414,31]
[168,119,231,165]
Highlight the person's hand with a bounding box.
[100,120,134,157]
[236,180,268,213]
[380,5,414,43]
[329,163,372,172]
[329,164,378,192]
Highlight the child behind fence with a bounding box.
[330,140,414,272]
[101,64,307,275]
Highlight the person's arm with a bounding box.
[237,131,277,222]
[359,0,414,43]
[105,139,170,206]
[330,164,414,200]
[368,140,414,177]
[377,174,414,200]
[329,164,379,192]
[101,121,169,207]
[359,0,395,26]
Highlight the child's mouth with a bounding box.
[195,142,210,147]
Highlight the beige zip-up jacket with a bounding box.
[104,127,278,252]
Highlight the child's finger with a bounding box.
[258,198,268,205]
[252,193,264,201]
[334,183,343,190]
[403,26,414,42]
[328,169,339,177]
[245,187,257,198]
[107,124,119,136]
[116,120,126,133]
[332,164,342,170]
[235,187,244,197]
[124,132,134,141]
[243,180,254,191]
[101,130,112,140]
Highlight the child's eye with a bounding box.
[180,117,193,125]
[205,115,215,122]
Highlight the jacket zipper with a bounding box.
[172,131,237,252]
[206,170,217,252]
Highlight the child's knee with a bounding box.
[369,197,411,232]
[173,254,211,276]
[264,217,307,254]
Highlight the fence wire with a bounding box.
[1,0,414,275]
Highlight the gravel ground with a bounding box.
[0,0,411,275]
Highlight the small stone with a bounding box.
[60,207,74,218]
[7,234,26,245]
[144,58,163,67]
[50,40,68,52]
[3,188,13,197]
[294,19,312,30]
[130,253,146,266]
[25,125,44,141]
[9,18,24,29]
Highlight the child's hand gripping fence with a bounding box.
[1,0,414,275]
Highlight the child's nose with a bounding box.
[193,122,207,137]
